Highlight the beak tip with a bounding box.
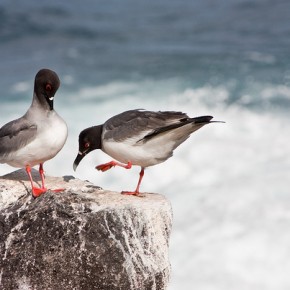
[73,152,85,172]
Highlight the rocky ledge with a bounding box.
[0,169,172,290]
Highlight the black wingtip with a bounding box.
[210,120,226,124]
[191,115,213,124]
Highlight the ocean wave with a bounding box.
[59,79,290,113]
[1,79,289,290]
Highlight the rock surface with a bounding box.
[0,169,172,290]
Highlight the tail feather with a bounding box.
[142,115,222,142]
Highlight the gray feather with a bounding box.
[0,117,37,157]
[103,109,189,141]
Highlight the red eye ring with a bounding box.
[46,83,52,91]
[84,142,90,148]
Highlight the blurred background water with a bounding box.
[1,0,290,289]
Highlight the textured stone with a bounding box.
[0,169,172,290]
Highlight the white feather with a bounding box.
[102,123,194,167]
[4,110,67,168]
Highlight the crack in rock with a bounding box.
[0,169,172,290]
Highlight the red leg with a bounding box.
[39,163,46,190]
[96,161,132,172]
[39,163,65,194]
[26,164,65,198]
[26,165,47,198]
[122,167,145,196]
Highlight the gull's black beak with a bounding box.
[73,152,85,171]
[47,96,54,111]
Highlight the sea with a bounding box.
[0,0,290,289]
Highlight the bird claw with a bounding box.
[32,187,65,198]
[96,161,133,172]
[121,191,144,197]
[32,187,47,198]
[96,163,114,172]
[51,188,65,193]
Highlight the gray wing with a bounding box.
[142,115,213,141]
[103,109,189,141]
[0,117,37,157]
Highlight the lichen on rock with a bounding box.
[0,169,172,290]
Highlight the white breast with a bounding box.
[6,111,68,168]
[102,135,176,168]
[102,122,194,168]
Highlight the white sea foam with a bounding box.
[1,81,289,290]
[261,84,290,100]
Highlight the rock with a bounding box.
[0,169,172,290]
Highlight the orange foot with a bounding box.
[96,162,115,172]
[51,188,65,193]
[96,161,132,172]
[32,187,65,198]
[121,191,144,197]
[32,187,47,198]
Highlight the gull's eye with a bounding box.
[46,83,52,91]
[84,142,90,148]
